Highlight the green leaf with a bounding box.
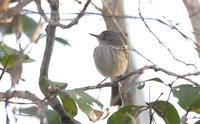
[62,89,103,121]
[194,120,200,124]
[137,82,145,89]
[134,77,164,90]
[0,53,20,68]
[39,77,68,97]
[0,42,34,68]
[145,77,164,83]
[22,15,37,39]
[189,99,200,114]
[0,51,4,58]
[55,37,70,46]
[107,105,145,124]
[172,84,200,112]
[59,93,78,118]
[47,109,62,124]
[19,106,61,124]
[1,15,37,39]
[150,100,180,124]
[19,106,38,116]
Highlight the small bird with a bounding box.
[90,30,128,106]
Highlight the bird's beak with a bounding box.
[89,33,98,38]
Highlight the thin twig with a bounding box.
[58,0,91,28]
[128,48,155,65]
[77,65,200,91]
[73,0,82,4]
[138,2,196,68]
[161,79,178,118]
[0,90,47,123]
[19,8,194,42]
[34,0,91,28]
[91,2,102,12]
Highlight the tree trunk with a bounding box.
[102,0,141,123]
[183,0,200,48]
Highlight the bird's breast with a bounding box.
[93,45,128,78]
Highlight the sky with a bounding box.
[0,0,199,124]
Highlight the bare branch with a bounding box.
[34,0,91,28]
[34,0,53,25]
[91,2,102,12]
[0,90,47,124]
[18,8,194,42]
[73,0,82,4]
[39,0,60,78]
[57,0,91,28]
[77,65,200,91]
[37,0,79,123]
[138,2,196,69]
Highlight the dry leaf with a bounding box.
[0,0,11,12]
[31,19,44,43]
[16,15,23,38]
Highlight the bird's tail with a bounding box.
[111,78,122,106]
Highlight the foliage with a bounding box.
[107,105,145,124]
[0,42,34,68]
[172,84,200,114]
[39,77,103,122]
[19,106,62,124]
[0,0,200,124]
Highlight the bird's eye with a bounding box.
[101,33,107,40]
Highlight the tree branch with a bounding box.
[39,0,60,78]
[38,0,79,123]
[0,90,47,124]
[34,0,91,28]
[77,65,200,91]
[138,1,196,68]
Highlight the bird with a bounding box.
[90,30,128,106]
